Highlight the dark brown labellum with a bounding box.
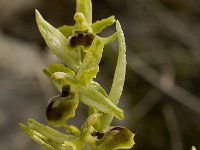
[92,131,105,140]
[46,95,74,121]
[96,126,134,149]
[69,33,95,47]
[109,126,123,132]
[46,85,78,127]
[61,85,70,97]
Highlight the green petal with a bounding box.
[101,32,118,46]
[92,16,116,34]
[35,10,80,71]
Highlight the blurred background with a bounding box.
[0,0,200,149]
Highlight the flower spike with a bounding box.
[21,1,134,150]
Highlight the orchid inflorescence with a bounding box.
[20,0,134,149]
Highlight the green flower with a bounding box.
[20,0,135,149]
[20,116,134,150]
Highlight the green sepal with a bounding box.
[92,16,115,34]
[35,10,80,72]
[77,85,124,120]
[58,25,73,37]
[98,20,127,131]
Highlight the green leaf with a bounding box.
[98,20,127,131]
[35,10,80,72]
[77,85,124,120]
[76,0,92,25]
[92,16,115,34]
[76,37,104,84]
